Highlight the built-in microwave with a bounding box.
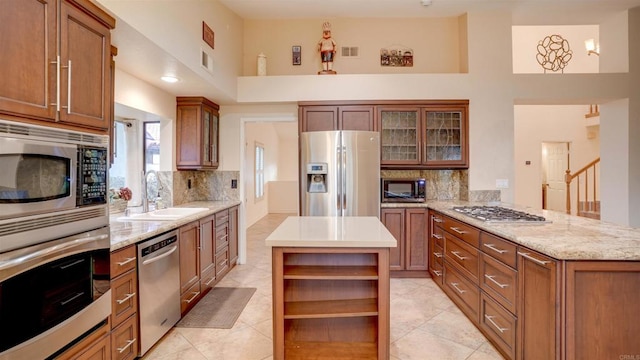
[0,120,109,252]
[381,178,426,203]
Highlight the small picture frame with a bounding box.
[202,21,214,50]
[292,46,302,65]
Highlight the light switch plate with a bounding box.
[496,179,509,189]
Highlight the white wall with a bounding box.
[514,105,600,209]
[600,99,630,224]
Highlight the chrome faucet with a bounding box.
[142,170,158,213]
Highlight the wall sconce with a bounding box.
[584,39,600,56]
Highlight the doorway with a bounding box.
[542,142,569,212]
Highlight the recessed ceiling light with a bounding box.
[421,0,432,6]
[161,75,179,83]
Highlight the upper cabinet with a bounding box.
[299,102,376,132]
[176,96,220,170]
[379,100,469,169]
[0,0,115,133]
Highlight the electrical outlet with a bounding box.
[187,179,192,189]
[496,179,509,189]
[231,179,237,189]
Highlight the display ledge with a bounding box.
[284,298,378,319]
[283,265,379,279]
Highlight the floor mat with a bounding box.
[175,287,257,329]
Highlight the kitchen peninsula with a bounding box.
[265,216,397,360]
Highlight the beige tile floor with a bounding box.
[142,213,505,360]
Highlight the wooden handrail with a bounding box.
[565,157,600,215]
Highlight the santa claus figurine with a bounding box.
[318,22,337,74]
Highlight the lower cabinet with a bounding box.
[380,208,429,277]
[179,220,202,314]
[109,244,139,360]
[55,324,111,360]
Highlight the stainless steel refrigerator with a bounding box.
[300,130,380,217]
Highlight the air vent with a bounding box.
[0,120,108,146]
[0,207,107,237]
[201,48,213,73]
[341,46,359,58]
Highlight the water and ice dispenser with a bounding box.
[306,163,328,193]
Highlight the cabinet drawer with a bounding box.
[200,266,216,293]
[431,225,445,248]
[215,209,229,226]
[111,314,138,360]
[480,293,516,360]
[480,253,517,314]
[444,233,479,283]
[215,225,229,250]
[480,232,517,269]
[216,247,229,277]
[111,270,137,328]
[111,246,137,278]
[441,215,480,247]
[181,281,201,315]
[444,264,479,321]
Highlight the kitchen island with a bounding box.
[266,216,397,360]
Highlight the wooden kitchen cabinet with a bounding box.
[299,103,376,132]
[176,97,220,170]
[110,244,139,359]
[228,205,239,265]
[57,326,111,360]
[378,101,469,169]
[517,247,561,360]
[199,214,216,293]
[215,209,230,278]
[179,220,201,314]
[380,208,429,277]
[0,0,114,133]
[428,211,445,284]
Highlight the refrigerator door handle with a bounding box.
[336,144,342,213]
[341,145,347,215]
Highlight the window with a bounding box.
[255,143,264,201]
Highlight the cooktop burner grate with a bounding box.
[452,206,550,223]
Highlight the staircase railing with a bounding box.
[565,157,600,217]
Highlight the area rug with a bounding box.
[175,287,257,329]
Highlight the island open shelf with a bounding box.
[272,247,390,360]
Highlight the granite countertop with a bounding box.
[383,201,640,261]
[265,216,397,248]
[109,200,241,252]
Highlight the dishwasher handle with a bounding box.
[141,245,178,266]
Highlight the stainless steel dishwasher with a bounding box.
[137,229,181,356]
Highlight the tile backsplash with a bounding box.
[156,170,240,207]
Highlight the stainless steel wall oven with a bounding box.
[0,120,111,360]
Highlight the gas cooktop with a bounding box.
[452,206,550,224]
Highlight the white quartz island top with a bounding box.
[265,216,397,248]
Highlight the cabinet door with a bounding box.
[405,208,428,271]
[380,208,404,271]
[179,221,200,294]
[228,206,239,265]
[202,106,219,168]
[339,105,375,131]
[0,0,57,121]
[422,106,468,168]
[199,215,215,276]
[300,106,338,131]
[59,1,111,130]
[517,248,560,360]
[378,106,421,166]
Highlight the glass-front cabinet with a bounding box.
[176,97,220,170]
[379,101,468,169]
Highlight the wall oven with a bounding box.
[0,120,111,360]
[0,120,109,253]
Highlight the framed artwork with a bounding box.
[292,46,302,65]
[380,46,413,67]
[203,21,214,49]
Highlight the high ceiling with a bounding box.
[218,0,640,24]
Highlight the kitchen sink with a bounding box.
[117,207,210,221]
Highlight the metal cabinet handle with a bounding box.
[66,60,71,111]
[484,274,509,288]
[450,227,467,235]
[117,338,137,353]
[450,282,467,294]
[432,216,443,223]
[484,314,509,333]
[116,292,136,305]
[483,243,507,254]
[116,257,136,267]
[60,292,84,306]
[184,291,200,304]
[50,56,60,111]
[451,250,468,261]
[518,251,551,266]
[433,252,443,258]
[433,234,443,240]
[433,270,442,277]
[204,276,216,286]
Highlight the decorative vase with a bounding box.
[257,53,267,76]
[110,199,128,214]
